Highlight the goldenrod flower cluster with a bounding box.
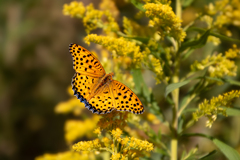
[225,44,240,58]
[72,127,154,159]
[193,90,240,128]
[65,116,99,143]
[55,98,85,115]
[63,1,119,34]
[191,45,238,84]
[63,1,85,18]
[35,151,94,160]
[73,139,101,152]
[84,34,143,64]
[85,34,165,82]
[206,0,240,36]
[99,0,119,19]
[144,3,186,41]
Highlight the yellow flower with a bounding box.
[73,139,101,152]
[62,1,85,18]
[99,0,119,19]
[84,34,143,65]
[111,153,121,160]
[121,137,129,146]
[93,127,101,135]
[83,4,119,34]
[102,137,111,147]
[55,98,85,115]
[191,46,238,84]
[63,2,119,34]
[65,115,99,143]
[144,3,186,41]
[193,90,240,128]
[35,151,93,160]
[206,0,240,36]
[146,113,160,124]
[225,44,240,58]
[112,128,122,139]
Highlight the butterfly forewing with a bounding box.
[69,43,106,77]
[110,80,144,114]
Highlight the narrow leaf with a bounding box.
[181,134,240,160]
[165,79,191,97]
[223,107,240,116]
[179,29,211,53]
[187,27,240,44]
[182,0,195,7]
[198,150,216,160]
[223,78,240,86]
[129,0,145,11]
[213,138,240,160]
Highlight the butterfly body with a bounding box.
[87,73,114,101]
[69,43,144,114]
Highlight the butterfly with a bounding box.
[69,43,144,114]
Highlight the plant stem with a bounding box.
[170,0,181,160]
[178,93,196,117]
[171,75,179,160]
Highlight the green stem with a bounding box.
[171,75,179,160]
[178,93,196,117]
[170,0,181,160]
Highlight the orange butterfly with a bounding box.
[69,43,144,114]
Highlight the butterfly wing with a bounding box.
[110,80,144,114]
[85,84,115,114]
[69,43,106,77]
[72,73,102,103]
[70,43,106,111]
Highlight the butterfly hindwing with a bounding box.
[69,43,106,77]
[87,84,114,114]
[110,80,144,114]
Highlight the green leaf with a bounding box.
[213,138,240,160]
[182,49,194,60]
[223,78,240,86]
[182,0,195,7]
[187,27,240,44]
[165,79,191,97]
[204,77,240,86]
[223,107,240,116]
[182,134,240,160]
[198,150,216,160]
[129,0,145,11]
[132,69,150,102]
[182,108,197,113]
[179,29,211,53]
[205,76,224,83]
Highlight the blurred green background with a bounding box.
[0,0,89,159]
[1,0,240,160]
